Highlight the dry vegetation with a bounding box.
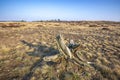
[0,21,120,80]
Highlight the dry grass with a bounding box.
[0,21,120,80]
[0,22,25,28]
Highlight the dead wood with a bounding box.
[56,34,90,66]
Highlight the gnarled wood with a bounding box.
[56,34,73,59]
[56,34,90,66]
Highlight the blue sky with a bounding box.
[0,0,120,21]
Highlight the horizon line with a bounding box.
[0,19,120,22]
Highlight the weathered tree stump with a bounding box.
[56,34,90,66]
[56,34,73,59]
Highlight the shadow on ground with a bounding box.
[20,40,59,80]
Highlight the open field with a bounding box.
[0,21,120,80]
